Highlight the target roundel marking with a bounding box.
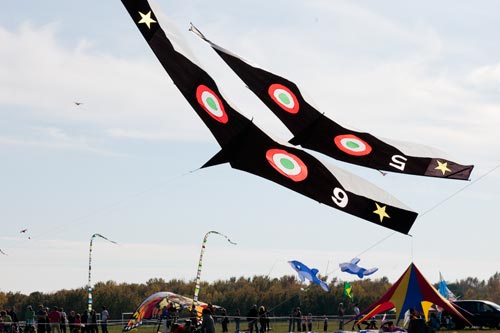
[268,83,299,114]
[266,148,308,182]
[334,134,372,156]
[196,85,228,124]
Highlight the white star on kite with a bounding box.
[138,11,156,29]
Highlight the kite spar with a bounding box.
[87,233,118,312]
[193,231,236,303]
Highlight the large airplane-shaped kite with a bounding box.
[190,25,474,180]
[289,260,329,292]
[119,0,418,234]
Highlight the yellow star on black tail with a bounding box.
[138,11,156,29]
[435,160,452,175]
[373,203,390,223]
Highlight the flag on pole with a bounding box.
[344,282,353,300]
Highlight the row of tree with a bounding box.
[1,272,499,321]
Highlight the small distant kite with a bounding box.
[289,260,329,291]
[0,249,7,256]
[20,229,28,233]
[74,102,83,106]
[339,258,378,278]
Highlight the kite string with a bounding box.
[2,168,200,252]
[419,163,500,217]
[325,163,500,277]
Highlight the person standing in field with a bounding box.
[100,306,109,333]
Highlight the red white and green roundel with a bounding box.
[196,85,228,124]
[268,83,299,114]
[266,148,308,182]
[334,134,372,156]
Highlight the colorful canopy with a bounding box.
[123,291,218,331]
[356,263,470,325]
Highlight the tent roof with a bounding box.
[356,263,470,325]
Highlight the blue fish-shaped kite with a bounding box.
[339,258,378,278]
[289,260,329,291]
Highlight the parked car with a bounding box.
[448,300,500,329]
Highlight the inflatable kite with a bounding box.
[289,260,329,292]
[123,291,219,331]
[119,0,418,234]
[339,258,378,278]
[190,25,474,180]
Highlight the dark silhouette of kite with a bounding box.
[0,249,7,256]
[190,25,474,180]
[118,0,418,234]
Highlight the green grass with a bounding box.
[107,320,500,333]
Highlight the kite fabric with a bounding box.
[288,260,329,292]
[356,263,470,326]
[193,231,236,303]
[339,258,378,278]
[344,282,353,300]
[119,0,418,234]
[123,291,220,331]
[87,233,118,312]
[438,272,457,301]
[190,25,474,180]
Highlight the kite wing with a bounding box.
[190,25,474,180]
[123,291,216,331]
[119,0,418,234]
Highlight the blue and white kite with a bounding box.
[289,260,329,291]
[339,258,378,278]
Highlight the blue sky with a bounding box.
[1,0,499,296]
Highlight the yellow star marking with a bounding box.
[138,11,156,29]
[373,203,390,223]
[435,160,451,175]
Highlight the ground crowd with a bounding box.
[0,305,110,333]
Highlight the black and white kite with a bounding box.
[190,25,474,180]
[119,0,418,234]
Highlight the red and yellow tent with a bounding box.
[356,263,470,325]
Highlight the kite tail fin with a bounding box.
[202,149,230,168]
[319,280,329,292]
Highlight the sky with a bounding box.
[1,0,499,297]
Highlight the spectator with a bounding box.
[323,315,328,333]
[351,303,361,331]
[25,306,36,332]
[200,308,215,333]
[37,305,48,333]
[88,310,97,333]
[233,309,241,333]
[338,303,345,330]
[68,311,76,333]
[60,308,68,333]
[220,309,229,333]
[100,307,109,333]
[307,313,313,332]
[0,310,13,333]
[48,306,61,333]
[258,306,267,333]
[246,305,258,333]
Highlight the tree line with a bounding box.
[1,272,499,321]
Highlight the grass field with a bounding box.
[106,319,500,333]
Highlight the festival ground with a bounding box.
[106,320,499,333]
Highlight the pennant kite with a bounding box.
[119,0,418,234]
[288,260,329,292]
[190,25,474,180]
